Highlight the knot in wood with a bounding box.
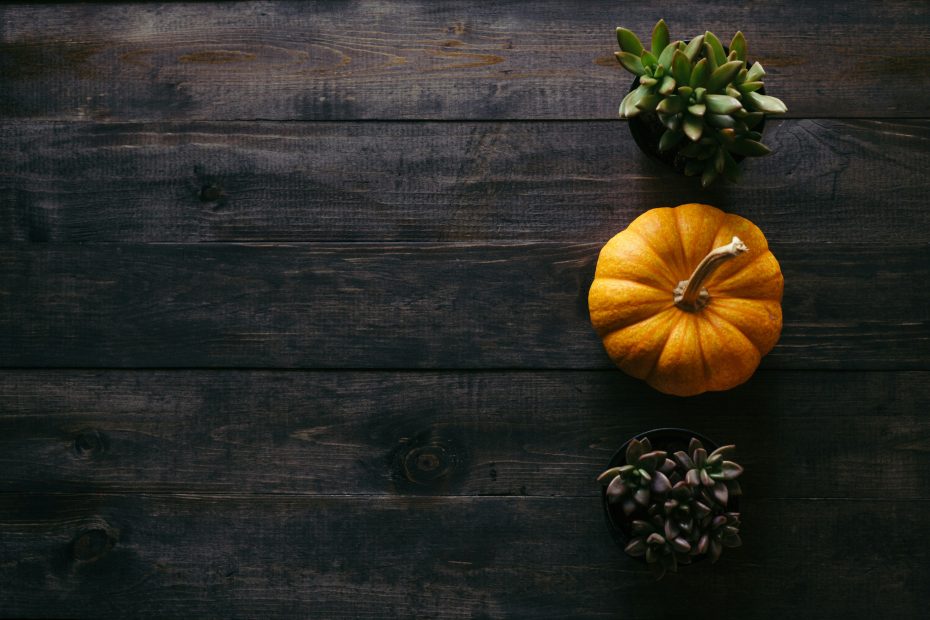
[73,429,108,457]
[198,182,225,202]
[71,527,116,562]
[403,445,452,484]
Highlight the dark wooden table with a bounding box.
[1,2,929,618]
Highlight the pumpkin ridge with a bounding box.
[706,248,772,291]
[605,308,674,380]
[703,306,763,357]
[674,203,724,273]
[644,311,684,384]
[624,227,683,285]
[691,313,711,388]
[595,299,676,337]
[598,276,672,294]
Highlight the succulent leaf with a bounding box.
[652,470,672,494]
[632,519,654,536]
[626,438,645,464]
[617,27,645,56]
[689,58,710,88]
[727,138,772,157]
[704,31,727,66]
[661,112,682,131]
[671,536,691,553]
[726,84,744,100]
[686,468,701,486]
[658,129,684,151]
[719,461,744,479]
[706,61,744,93]
[703,42,719,73]
[615,51,646,76]
[730,31,747,62]
[722,533,742,548]
[658,75,677,96]
[705,94,742,114]
[657,95,686,114]
[635,93,661,112]
[651,19,670,55]
[673,450,695,470]
[746,61,766,82]
[682,35,705,62]
[641,49,658,68]
[671,50,692,85]
[657,40,680,70]
[621,498,636,516]
[737,80,764,94]
[606,475,627,501]
[683,114,703,142]
[625,537,647,556]
[693,448,708,467]
[745,91,788,114]
[597,467,622,483]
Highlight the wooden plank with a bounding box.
[0,370,928,499]
[1,243,927,369]
[0,493,924,618]
[1,1,927,120]
[3,119,929,243]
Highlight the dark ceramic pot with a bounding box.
[601,427,740,559]
[626,46,765,174]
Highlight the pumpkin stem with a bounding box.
[673,236,748,311]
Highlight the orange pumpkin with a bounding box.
[588,203,783,396]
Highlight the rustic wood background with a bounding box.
[1,1,929,618]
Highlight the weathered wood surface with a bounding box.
[0,493,925,619]
[3,119,929,243]
[0,370,928,498]
[1,1,928,121]
[1,243,927,369]
[3,0,929,617]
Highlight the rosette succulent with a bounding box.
[599,436,744,579]
[615,19,787,187]
[596,437,676,517]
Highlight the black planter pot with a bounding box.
[626,47,766,175]
[600,427,740,559]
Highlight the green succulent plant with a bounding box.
[598,436,744,579]
[615,19,787,187]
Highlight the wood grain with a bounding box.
[0,493,925,618]
[3,119,929,243]
[1,243,927,369]
[1,1,927,120]
[0,370,928,499]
